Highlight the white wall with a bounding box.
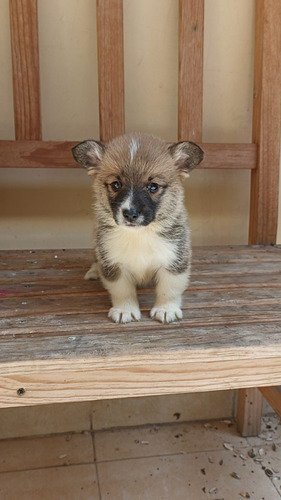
[0,0,280,248]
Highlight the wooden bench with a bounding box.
[0,0,281,437]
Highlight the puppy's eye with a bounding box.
[147,182,159,194]
[110,181,122,192]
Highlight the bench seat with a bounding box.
[0,245,281,409]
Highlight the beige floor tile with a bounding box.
[98,450,281,500]
[95,419,247,462]
[0,432,94,473]
[0,464,99,500]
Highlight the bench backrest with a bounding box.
[1,0,281,245]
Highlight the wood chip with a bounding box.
[239,493,250,499]
[265,468,274,477]
[223,442,234,451]
[230,472,241,480]
[204,423,213,429]
[209,487,218,494]
[248,448,256,458]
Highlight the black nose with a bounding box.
[122,208,139,223]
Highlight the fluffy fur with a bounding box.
[72,133,203,323]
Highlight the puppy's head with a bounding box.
[72,133,203,228]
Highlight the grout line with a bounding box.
[0,461,95,475]
[94,445,251,465]
[91,431,102,500]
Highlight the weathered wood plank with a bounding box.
[96,0,125,141]
[9,0,42,140]
[1,259,280,281]
[2,287,281,319]
[1,308,281,344]
[1,272,281,302]
[178,0,204,141]
[1,246,281,271]
[249,0,281,244]
[0,141,257,169]
[2,321,281,361]
[2,298,281,335]
[193,245,281,263]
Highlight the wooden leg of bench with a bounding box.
[259,386,281,419]
[236,388,263,437]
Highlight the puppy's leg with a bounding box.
[151,268,190,323]
[84,226,99,280]
[84,262,99,280]
[102,273,141,323]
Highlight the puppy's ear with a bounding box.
[168,141,204,177]
[72,140,106,175]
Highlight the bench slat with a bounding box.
[0,141,257,169]
[9,0,42,140]
[178,0,204,141]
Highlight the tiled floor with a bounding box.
[0,416,281,500]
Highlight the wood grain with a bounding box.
[236,388,263,437]
[0,140,257,169]
[96,0,125,141]
[9,0,42,140]
[249,0,281,244]
[0,140,78,168]
[178,0,204,141]
[0,246,281,408]
[1,352,281,408]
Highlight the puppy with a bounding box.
[72,133,203,323]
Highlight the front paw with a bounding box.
[150,304,183,323]
[108,306,141,323]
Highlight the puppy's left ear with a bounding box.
[72,140,106,175]
[168,141,204,177]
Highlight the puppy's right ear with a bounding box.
[72,140,106,175]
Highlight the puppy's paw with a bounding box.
[84,263,99,280]
[108,306,141,323]
[150,305,183,323]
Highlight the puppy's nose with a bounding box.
[122,207,139,223]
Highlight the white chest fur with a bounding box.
[103,225,175,283]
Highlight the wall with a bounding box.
[0,0,279,434]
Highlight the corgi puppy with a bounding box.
[72,133,203,323]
